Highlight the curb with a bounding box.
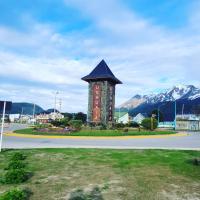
[4,132,187,140]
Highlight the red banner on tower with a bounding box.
[92,84,101,122]
[108,86,113,122]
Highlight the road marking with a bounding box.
[4,132,187,140]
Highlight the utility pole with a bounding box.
[53,91,59,120]
[32,103,35,124]
[157,108,160,126]
[182,104,184,118]
[59,99,62,113]
[151,116,153,131]
[0,101,6,152]
[20,107,23,124]
[174,101,177,130]
[118,107,121,123]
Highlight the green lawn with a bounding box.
[14,128,175,136]
[0,149,200,200]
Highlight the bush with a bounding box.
[127,122,139,128]
[115,123,125,128]
[34,124,50,130]
[11,153,26,161]
[141,118,158,130]
[3,169,29,184]
[123,128,129,133]
[51,118,69,127]
[5,160,26,170]
[192,158,200,166]
[0,188,30,200]
[69,120,83,130]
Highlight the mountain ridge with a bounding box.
[119,85,200,109]
[119,85,200,121]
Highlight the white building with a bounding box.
[116,113,130,124]
[9,114,20,122]
[36,112,64,123]
[132,113,146,124]
[176,114,200,121]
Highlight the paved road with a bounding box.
[2,123,200,150]
[3,123,29,132]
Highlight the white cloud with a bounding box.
[0,0,200,111]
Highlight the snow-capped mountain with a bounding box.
[120,85,200,109]
[149,85,200,103]
[118,95,147,109]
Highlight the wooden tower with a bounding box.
[82,60,122,126]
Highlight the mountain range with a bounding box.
[9,102,60,115]
[118,85,200,121]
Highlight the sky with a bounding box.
[0,0,200,112]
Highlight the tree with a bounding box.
[51,117,69,127]
[141,118,158,130]
[62,113,73,120]
[74,112,87,123]
[69,120,83,130]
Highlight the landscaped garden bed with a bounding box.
[14,128,176,136]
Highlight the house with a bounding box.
[132,113,147,124]
[9,114,20,122]
[176,114,200,130]
[176,114,200,121]
[176,119,200,130]
[36,112,64,124]
[115,112,131,124]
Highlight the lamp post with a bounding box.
[157,108,160,125]
[53,91,59,120]
[32,103,35,124]
[0,101,6,152]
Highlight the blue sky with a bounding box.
[0,0,200,112]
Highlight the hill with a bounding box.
[10,102,44,115]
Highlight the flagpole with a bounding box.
[0,101,6,152]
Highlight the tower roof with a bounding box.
[81,60,122,84]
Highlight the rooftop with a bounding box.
[82,59,122,84]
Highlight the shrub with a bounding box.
[5,160,26,170]
[34,124,50,130]
[68,189,86,200]
[123,128,129,133]
[0,188,30,200]
[115,123,125,128]
[11,152,26,161]
[127,122,139,128]
[51,118,69,127]
[192,158,200,166]
[141,118,158,130]
[69,120,83,130]
[3,169,29,184]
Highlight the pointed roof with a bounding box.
[81,60,122,84]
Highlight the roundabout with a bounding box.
[2,124,200,150]
[2,132,200,151]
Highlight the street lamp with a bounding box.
[53,91,59,120]
[32,103,35,124]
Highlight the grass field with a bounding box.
[14,128,175,136]
[0,149,200,200]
